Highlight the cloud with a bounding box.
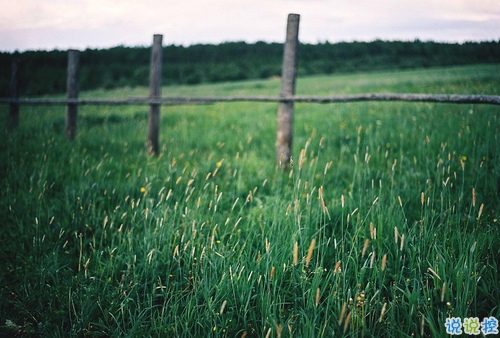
[0,0,498,51]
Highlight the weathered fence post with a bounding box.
[9,57,19,130]
[147,34,163,155]
[65,49,80,140]
[276,13,300,168]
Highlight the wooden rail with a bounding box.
[1,94,500,105]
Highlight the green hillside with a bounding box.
[1,40,499,97]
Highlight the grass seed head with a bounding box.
[477,203,484,219]
[339,302,347,325]
[362,239,369,258]
[370,222,377,240]
[378,303,387,323]
[343,311,352,333]
[299,148,306,169]
[441,282,446,302]
[420,315,425,336]
[220,300,227,314]
[293,242,299,266]
[324,161,332,175]
[276,324,283,338]
[334,260,342,274]
[305,238,316,268]
[427,267,441,280]
[381,254,387,271]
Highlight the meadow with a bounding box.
[1,64,499,337]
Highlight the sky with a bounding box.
[1,0,499,52]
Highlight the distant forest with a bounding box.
[1,40,499,97]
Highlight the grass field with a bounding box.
[1,64,500,337]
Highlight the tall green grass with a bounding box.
[1,64,499,337]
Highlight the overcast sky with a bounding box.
[1,0,499,52]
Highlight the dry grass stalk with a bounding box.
[421,192,425,206]
[400,234,405,251]
[378,302,387,323]
[315,287,321,307]
[441,282,446,302]
[270,266,276,280]
[427,267,441,280]
[394,226,399,245]
[472,188,476,207]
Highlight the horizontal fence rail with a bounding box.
[3,13,500,166]
[1,94,500,106]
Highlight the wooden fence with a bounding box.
[2,13,500,167]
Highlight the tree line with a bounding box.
[1,40,499,97]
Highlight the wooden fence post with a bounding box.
[276,13,300,168]
[9,57,19,130]
[65,49,80,140]
[147,34,163,155]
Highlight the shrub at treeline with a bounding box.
[1,39,499,96]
